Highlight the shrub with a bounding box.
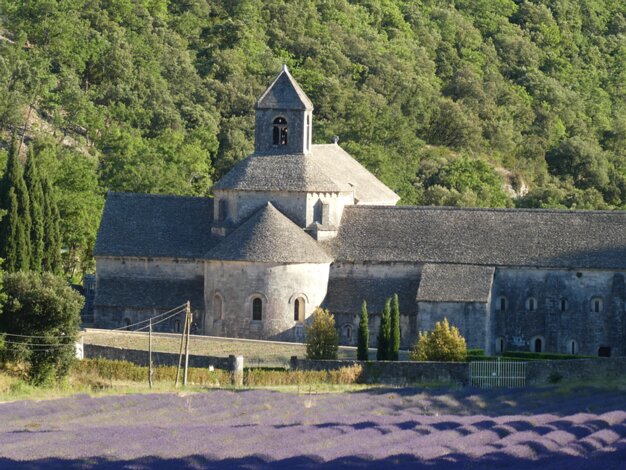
[410,318,467,362]
[0,272,83,384]
[305,307,339,360]
[390,294,401,361]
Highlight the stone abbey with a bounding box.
[94,66,626,357]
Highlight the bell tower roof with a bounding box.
[256,65,313,111]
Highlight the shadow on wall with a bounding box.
[1,451,625,470]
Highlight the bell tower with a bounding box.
[254,65,313,155]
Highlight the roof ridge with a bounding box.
[345,204,626,216]
[107,191,207,202]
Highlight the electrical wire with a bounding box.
[132,308,188,332]
[111,303,188,331]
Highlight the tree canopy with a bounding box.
[2,0,626,276]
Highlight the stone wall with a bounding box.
[290,357,469,385]
[204,260,330,341]
[418,301,491,353]
[526,357,626,385]
[218,189,308,226]
[84,344,231,369]
[96,257,204,279]
[491,268,626,356]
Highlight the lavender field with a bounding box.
[1,386,626,469]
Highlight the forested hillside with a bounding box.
[1,0,626,278]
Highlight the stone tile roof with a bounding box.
[325,276,419,315]
[94,192,218,259]
[256,65,313,110]
[213,145,399,205]
[312,144,400,204]
[94,277,204,310]
[206,202,333,263]
[212,153,348,192]
[416,264,495,303]
[331,205,626,269]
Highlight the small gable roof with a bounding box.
[331,205,626,270]
[94,192,218,259]
[416,264,495,303]
[256,65,313,111]
[206,203,333,263]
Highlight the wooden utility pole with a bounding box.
[183,301,191,386]
[175,307,188,388]
[148,318,153,389]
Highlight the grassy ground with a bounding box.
[81,329,412,364]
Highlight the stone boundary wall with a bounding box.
[526,357,626,385]
[84,344,231,370]
[290,357,469,385]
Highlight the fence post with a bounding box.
[229,355,244,387]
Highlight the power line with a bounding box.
[133,308,187,331]
[2,339,75,348]
[1,332,73,339]
[111,303,188,331]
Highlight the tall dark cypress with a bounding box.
[3,188,21,272]
[0,140,31,271]
[390,293,401,361]
[357,300,369,361]
[42,179,62,274]
[25,149,45,272]
[377,299,391,361]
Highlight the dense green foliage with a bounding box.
[0,272,83,384]
[410,318,467,362]
[2,0,626,276]
[305,307,339,360]
[390,294,401,361]
[377,299,392,361]
[357,300,369,361]
[0,143,63,274]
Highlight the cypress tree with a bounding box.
[0,140,31,271]
[25,149,45,272]
[357,300,369,361]
[377,299,391,361]
[390,293,401,361]
[42,179,62,274]
[2,188,21,272]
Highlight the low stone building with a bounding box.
[94,66,626,357]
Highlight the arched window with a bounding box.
[591,297,603,313]
[218,199,228,221]
[294,297,305,322]
[214,293,223,320]
[568,339,578,355]
[497,296,507,312]
[343,324,352,340]
[560,298,568,312]
[252,297,263,321]
[495,337,505,354]
[526,297,536,312]
[123,318,131,331]
[532,336,543,353]
[272,117,288,146]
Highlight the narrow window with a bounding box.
[174,320,181,333]
[214,294,223,320]
[272,117,288,146]
[534,337,543,353]
[306,114,310,151]
[560,298,568,312]
[252,298,263,321]
[495,337,505,354]
[497,296,507,312]
[526,297,536,312]
[218,199,228,222]
[568,339,578,355]
[592,297,603,313]
[343,324,352,340]
[124,318,131,331]
[293,298,304,322]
